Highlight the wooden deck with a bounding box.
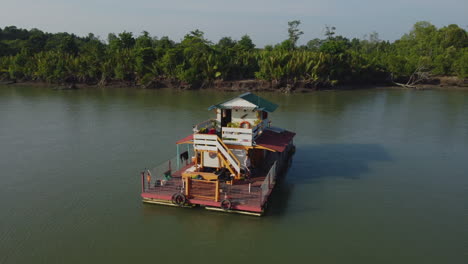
[142,164,270,214]
[141,141,294,215]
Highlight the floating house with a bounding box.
[140,92,295,216]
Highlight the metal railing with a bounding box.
[141,156,184,194]
[142,157,280,209]
[219,183,263,207]
[260,161,277,204]
[252,119,269,139]
[193,119,219,133]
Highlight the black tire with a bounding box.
[172,193,186,206]
[220,199,232,210]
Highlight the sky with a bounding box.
[1,0,467,46]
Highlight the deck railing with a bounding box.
[141,156,184,194]
[141,154,281,210]
[193,119,219,133]
[260,161,277,205]
[219,183,263,206]
[187,178,220,202]
[193,134,241,176]
[221,127,254,146]
[252,119,269,139]
[221,119,269,146]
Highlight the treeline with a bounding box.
[0,21,466,88]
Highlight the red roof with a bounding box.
[176,134,194,144]
[255,129,296,152]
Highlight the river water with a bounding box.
[0,86,467,263]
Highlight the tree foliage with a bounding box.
[0,21,466,88]
[288,20,304,49]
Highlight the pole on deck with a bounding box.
[176,144,180,170]
[215,180,220,202]
[187,144,190,165]
[141,171,145,193]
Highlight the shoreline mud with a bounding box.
[1,76,467,92]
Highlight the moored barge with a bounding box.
[140,93,295,216]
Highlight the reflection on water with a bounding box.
[293,144,391,181]
[267,143,391,218]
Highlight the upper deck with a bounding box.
[192,92,279,146]
[193,118,270,146]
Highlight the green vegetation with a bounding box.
[0,21,466,88]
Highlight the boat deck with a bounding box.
[141,162,274,215]
[141,139,294,216]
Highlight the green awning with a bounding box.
[208,92,278,112]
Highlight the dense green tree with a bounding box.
[306,38,323,51]
[235,35,255,51]
[0,22,466,87]
[23,29,48,54]
[135,31,153,49]
[217,37,236,49]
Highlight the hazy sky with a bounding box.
[1,0,467,46]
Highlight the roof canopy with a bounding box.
[208,92,278,113]
[255,129,295,152]
[176,134,194,145]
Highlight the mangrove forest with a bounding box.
[0,21,467,89]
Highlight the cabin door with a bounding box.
[221,109,232,127]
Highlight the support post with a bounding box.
[200,150,203,167]
[215,180,220,202]
[176,144,180,170]
[187,144,190,165]
[185,177,190,196]
[141,172,145,193]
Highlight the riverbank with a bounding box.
[1,75,467,92]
